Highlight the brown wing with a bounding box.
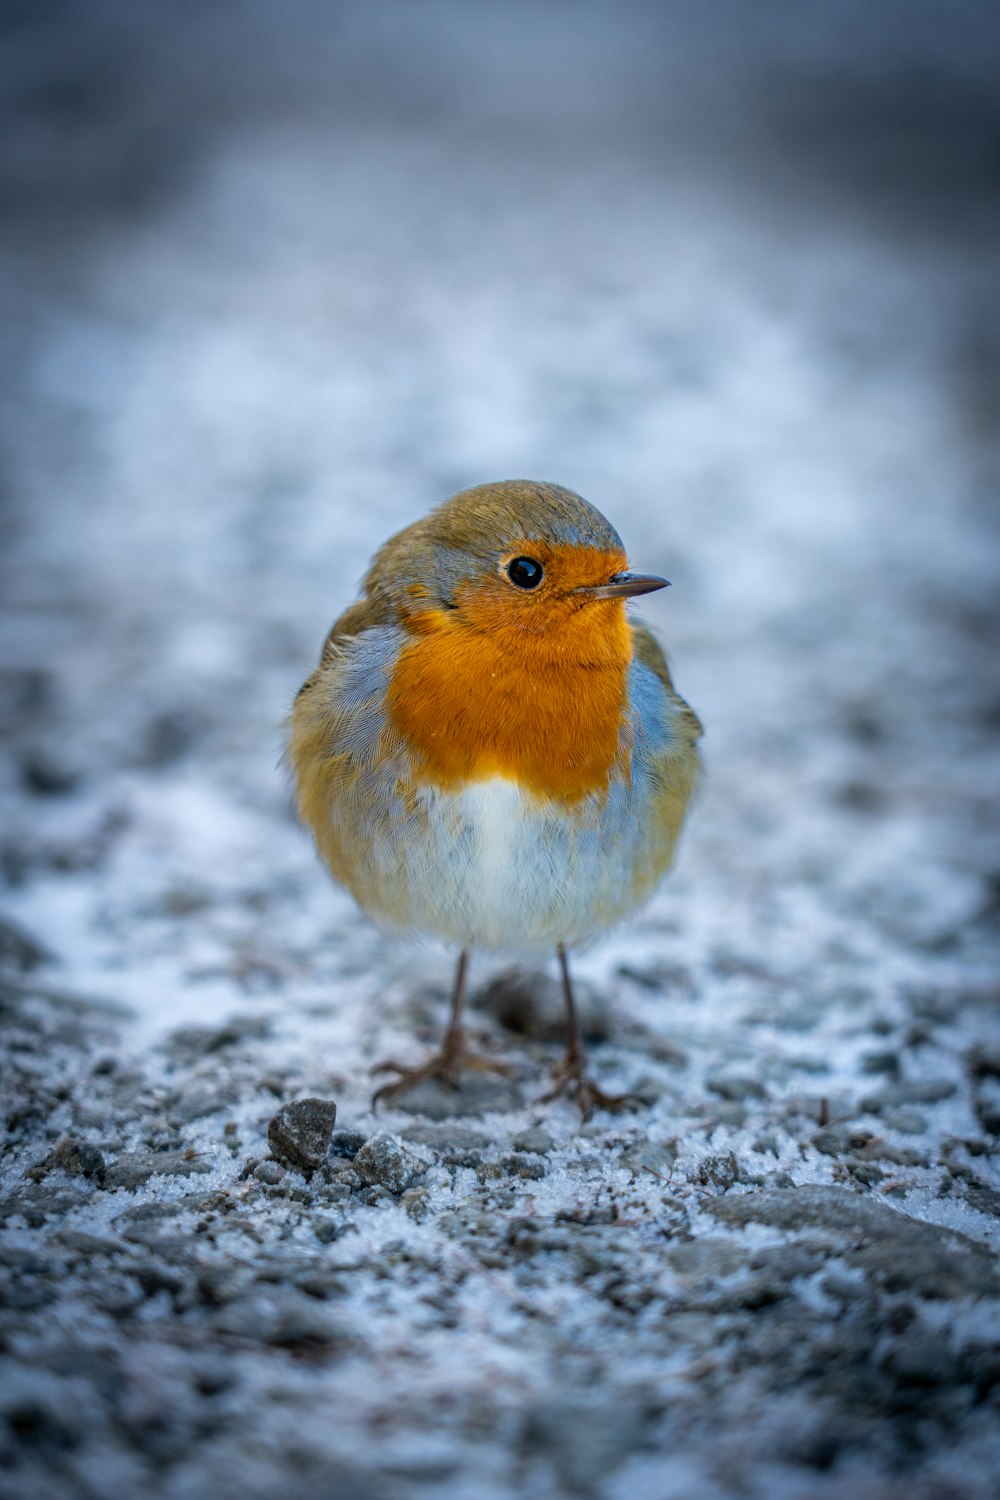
[296,593,396,700]
[631,623,703,741]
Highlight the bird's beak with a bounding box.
[581,572,670,600]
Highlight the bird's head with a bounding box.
[365,480,667,646]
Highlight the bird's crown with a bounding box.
[363,479,628,619]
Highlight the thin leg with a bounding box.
[540,945,638,1122]
[441,948,470,1057]
[371,949,511,1108]
[559,944,585,1069]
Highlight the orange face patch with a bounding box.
[386,544,634,802]
[456,542,628,635]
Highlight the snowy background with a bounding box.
[1,2,999,1496]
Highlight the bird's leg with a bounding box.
[541,945,639,1122]
[371,950,511,1108]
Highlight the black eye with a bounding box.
[506,556,544,590]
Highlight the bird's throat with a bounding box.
[386,608,633,802]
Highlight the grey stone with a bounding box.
[861,1078,957,1112]
[810,1126,874,1157]
[353,1132,427,1194]
[103,1150,212,1188]
[92,1277,145,1316]
[511,1126,554,1154]
[318,1181,354,1203]
[400,1123,490,1157]
[29,1137,106,1183]
[166,1086,239,1124]
[212,1289,344,1346]
[627,1074,667,1105]
[668,1237,746,1280]
[197,1262,255,1303]
[499,1153,546,1180]
[165,1014,272,1062]
[256,1251,332,1284]
[401,1188,432,1221]
[0,1185,87,1226]
[134,1260,188,1298]
[328,1128,367,1159]
[312,1215,353,1243]
[267,1097,338,1171]
[114,1197,195,1224]
[119,1225,196,1259]
[477,967,610,1043]
[322,1168,361,1192]
[356,1185,395,1207]
[693,1151,742,1190]
[846,1160,884,1186]
[520,1393,655,1488]
[475,1161,506,1185]
[0,1244,51,1272]
[253,1160,285,1184]
[866,1139,928,1166]
[445,1146,485,1168]
[297,1268,348,1299]
[695,1271,789,1312]
[964,1182,1000,1219]
[619,1140,678,1177]
[437,1206,498,1243]
[52,1229,122,1257]
[748,1243,829,1280]
[707,1186,1000,1299]
[387,1073,524,1119]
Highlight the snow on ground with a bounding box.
[1,3,999,1497]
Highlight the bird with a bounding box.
[289,480,701,1118]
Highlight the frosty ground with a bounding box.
[1,4,999,1498]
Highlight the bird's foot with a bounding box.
[371,1034,511,1109]
[540,1048,641,1123]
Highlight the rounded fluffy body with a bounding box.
[290,480,701,955]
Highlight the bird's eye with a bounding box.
[506,556,544,590]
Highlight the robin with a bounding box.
[290,480,701,1118]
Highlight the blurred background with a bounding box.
[2,5,1000,1496]
[2,0,998,996]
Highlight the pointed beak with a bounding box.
[581,572,670,600]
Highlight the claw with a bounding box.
[540,1049,641,1123]
[370,1039,511,1110]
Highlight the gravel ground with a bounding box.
[1,4,999,1497]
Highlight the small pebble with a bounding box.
[353,1132,426,1194]
[30,1138,106,1184]
[512,1126,554,1155]
[267,1097,338,1171]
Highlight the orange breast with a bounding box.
[385,596,633,803]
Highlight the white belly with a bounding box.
[368,775,650,955]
